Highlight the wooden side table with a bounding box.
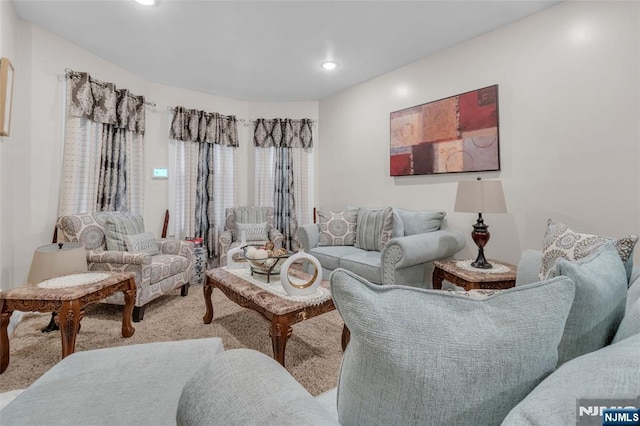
[432,259,517,291]
[0,272,136,374]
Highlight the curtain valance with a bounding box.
[253,118,313,148]
[170,106,239,147]
[67,71,146,135]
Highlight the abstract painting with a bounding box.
[390,85,500,176]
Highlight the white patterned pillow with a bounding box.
[124,232,160,255]
[539,219,638,280]
[317,210,358,246]
[235,222,269,242]
[355,207,393,251]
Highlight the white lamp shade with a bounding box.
[454,179,507,214]
[27,242,88,284]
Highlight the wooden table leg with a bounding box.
[121,277,136,338]
[203,278,214,324]
[269,316,292,367]
[56,299,84,359]
[341,325,350,351]
[0,300,11,374]
[432,267,444,290]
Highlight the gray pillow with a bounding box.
[235,221,269,242]
[331,269,576,426]
[394,208,445,235]
[552,242,628,365]
[503,333,640,426]
[354,207,393,251]
[317,210,358,246]
[103,212,145,251]
[124,231,160,255]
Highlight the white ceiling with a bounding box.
[13,0,560,101]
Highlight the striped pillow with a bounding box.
[355,207,393,251]
[104,213,145,251]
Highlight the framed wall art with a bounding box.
[390,84,500,176]
[0,57,15,137]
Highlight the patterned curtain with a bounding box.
[170,106,238,258]
[59,71,145,216]
[254,118,313,250]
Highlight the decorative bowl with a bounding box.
[242,245,291,275]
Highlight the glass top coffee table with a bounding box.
[204,267,348,367]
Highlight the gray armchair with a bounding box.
[218,206,284,266]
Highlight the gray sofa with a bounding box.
[2,249,638,425]
[299,207,466,287]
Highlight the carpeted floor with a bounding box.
[0,285,344,396]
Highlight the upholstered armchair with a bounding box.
[218,206,284,266]
[56,211,194,321]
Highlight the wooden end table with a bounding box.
[0,272,136,374]
[432,259,517,291]
[204,268,347,367]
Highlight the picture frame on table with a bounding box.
[0,57,15,137]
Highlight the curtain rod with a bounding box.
[63,68,156,107]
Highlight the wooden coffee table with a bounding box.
[204,268,346,367]
[0,272,136,374]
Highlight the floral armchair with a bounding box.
[218,206,283,266]
[56,211,194,321]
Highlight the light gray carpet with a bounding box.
[0,285,344,396]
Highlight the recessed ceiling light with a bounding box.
[135,0,156,6]
[321,61,338,71]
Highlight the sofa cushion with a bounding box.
[104,212,145,251]
[0,338,225,426]
[331,269,576,426]
[355,207,393,251]
[310,246,364,271]
[613,295,640,344]
[503,333,640,426]
[57,213,107,250]
[124,232,160,255]
[340,251,382,284]
[394,209,445,236]
[551,243,627,366]
[236,221,269,242]
[317,209,358,246]
[540,219,637,280]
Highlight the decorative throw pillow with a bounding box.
[503,333,640,425]
[354,207,393,251]
[394,209,445,235]
[317,210,358,246]
[235,222,269,242]
[331,269,576,425]
[550,242,627,366]
[539,219,638,280]
[103,213,145,251]
[124,232,160,255]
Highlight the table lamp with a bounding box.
[28,242,88,284]
[28,242,88,332]
[454,177,507,269]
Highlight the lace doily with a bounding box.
[455,260,510,274]
[224,267,330,306]
[38,272,112,289]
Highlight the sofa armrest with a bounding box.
[382,229,466,271]
[269,228,284,250]
[87,250,152,266]
[177,349,339,425]
[298,224,320,252]
[515,249,543,286]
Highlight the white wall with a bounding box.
[318,1,640,265]
[0,18,319,290]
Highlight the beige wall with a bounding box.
[0,17,319,290]
[318,1,640,265]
